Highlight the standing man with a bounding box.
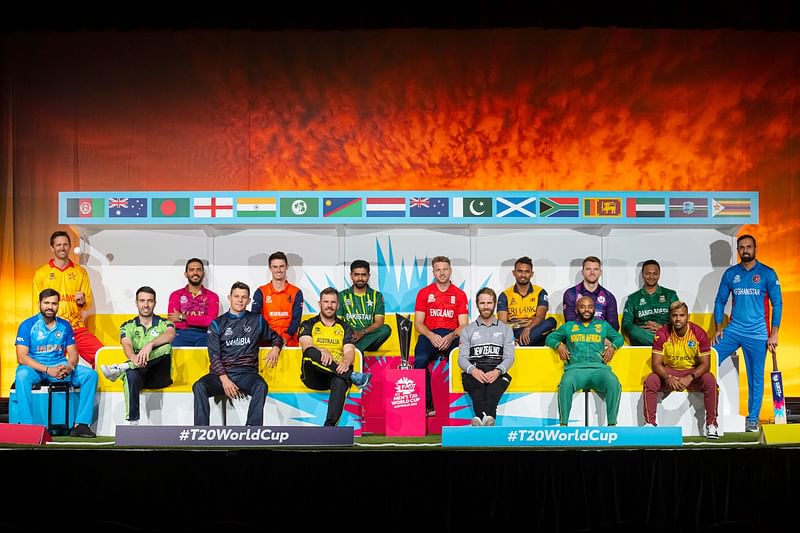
[622,260,679,346]
[101,287,175,425]
[298,287,373,427]
[643,301,719,438]
[497,256,557,346]
[252,251,304,347]
[546,296,624,426]
[15,288,98,437]
[562,256,619,331]
[168,258,220,347]
[414,256,469,416]
[459,288,515,426]
[193,282,283,426]
[337,259,392,353]
[32,230,103,367]
[713,234,782,432]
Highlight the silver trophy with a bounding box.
[396,313,413,370]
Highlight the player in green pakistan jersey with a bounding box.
[622,260,679,346]
[336,260,392,353]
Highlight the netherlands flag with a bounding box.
[366,197,406,217]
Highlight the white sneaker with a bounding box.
[705,424,719,439]
[101,364,123,382]
[470,416,482,426]
[644,423,656,428]
[127,419,139,426]
[481,415,495,426]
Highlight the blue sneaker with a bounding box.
[350,371,373,389]
[745,420,759,432]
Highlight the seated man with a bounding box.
[337,259,392,353]
[497,256,557,346]
[193,281,283,426]
[622,260,678,346]
[563,256,619,331]
[168,258,220,347]
[101,286,175,425]
[546,296,624,426]
[14,288,98,437]
[643,301,719,439]
[458,288,515,426]
[413,256,469,416]
[252,251,303,347]
[298,287,372,426]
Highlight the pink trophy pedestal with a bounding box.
[384,368,426,437]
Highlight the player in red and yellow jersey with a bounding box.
[32,231,103,367]
[643,301,719,438]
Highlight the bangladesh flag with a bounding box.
[152,198,190,217]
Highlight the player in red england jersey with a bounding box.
[413,255,469,416]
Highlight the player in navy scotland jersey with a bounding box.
[713,235,782,432]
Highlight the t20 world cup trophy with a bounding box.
[396,314,413,370]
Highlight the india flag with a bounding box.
[237,198,277,217]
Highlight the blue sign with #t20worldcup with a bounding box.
[441,426,682,447]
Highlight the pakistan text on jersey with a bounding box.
[428,309,454,318]
[733,288,760,295]
[345,313,372,321]
[225,337,251,347]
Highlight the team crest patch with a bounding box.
[753,275,761,284]
[49,273,55,280]
[266,296,273,304]
[688,341,696,347]
[366,299,374,307]
[180,295,188,304]
[55,331,62,338]
[243,325,252,333]
[450,296,456,304]
[150,330,159,337]
[597,295,605,304]
[571,325,580,332]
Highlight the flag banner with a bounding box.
[59,191,757,226]
[280,197,319,218]
[236,197,277,217]
[323,197,362,217]
[711,198,751,217]
[584,198,622,217]
[152,198,190,218]
[453,197,492,217]
[108,197,147,218]
[193,197,234,218]
[539,197,579,217]
[626,197,665,218]
[366,197,406,217]
[67,198,104,218]
[669,197,708,218]
[495,196,536,218]
[409,197,449,217]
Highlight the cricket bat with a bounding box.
[771,349,787,424]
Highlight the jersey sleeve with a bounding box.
[496,291,509,313]
[563,288,577,323]
[251,287,264,315]
[288,289,304,336]
[374,290,386,316]
[713,270,732,325]
[15,317,32,347]
[536,288,550,310]
[414,287,427,313]
[768,268,783,328]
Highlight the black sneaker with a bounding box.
[70,423,96,438]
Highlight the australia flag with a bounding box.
[108,197,148,218]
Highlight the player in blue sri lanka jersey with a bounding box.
[713,234,782,432]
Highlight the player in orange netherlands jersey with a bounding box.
[251,251,304,347]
